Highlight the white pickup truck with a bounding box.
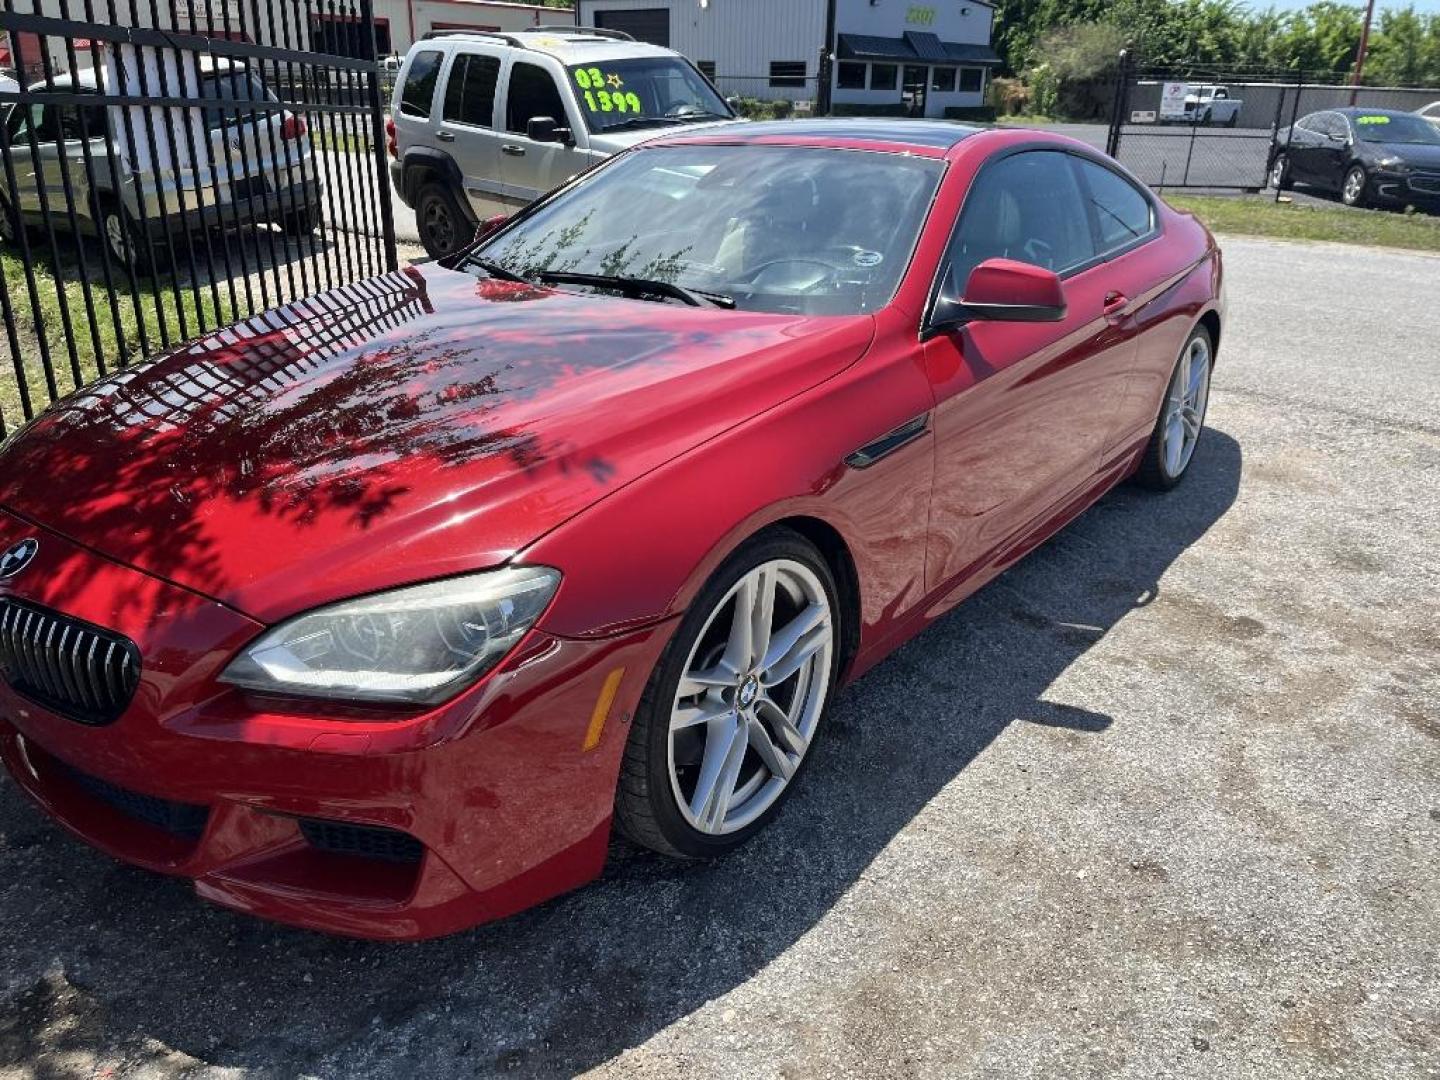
[1162,84,1244,126]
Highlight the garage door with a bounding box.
[592,8,670,47]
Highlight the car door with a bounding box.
[497,59,588,206]
[437,49,507,218]
[920,149,1137,591]
[5,103,52,217]
[1311,112,1352,190]
[1285,113,1327,183]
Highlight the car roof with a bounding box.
[655,118,983,156]
[37,55,247,92]
[421,27,680,65]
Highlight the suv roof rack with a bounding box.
[420,29,526,46]
[528,24,636,42]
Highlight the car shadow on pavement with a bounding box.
[0,430,1242,1077]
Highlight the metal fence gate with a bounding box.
[1105,56,1302,193]
[0,0,398,436]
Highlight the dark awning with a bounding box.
[837,33,1001,66]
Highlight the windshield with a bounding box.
[475,145,944,316]
[1353,113,1440,145]
[566,58,731,133]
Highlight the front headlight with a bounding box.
[220,566,560,705]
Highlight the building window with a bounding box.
[837,62,866,90]
[698,60,716,80]
[931,66,957,92]
[959,67,983,92]
[869,63,897,90]
[769,61,807,88]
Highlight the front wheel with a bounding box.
[615,529,841,859]
[1341,164,1368,207]
[1135,326,1213,491]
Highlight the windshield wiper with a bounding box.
[465,255,532,284]
[536,271,735,309]
[599,116,690,132]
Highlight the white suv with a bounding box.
[387,26,736,259]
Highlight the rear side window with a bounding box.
[399,50,444,119]
[506,62,567,134]
[443,53,501,127]
[199,70,275,130]
[946,150,1095,291]
[1074,159,1154,254]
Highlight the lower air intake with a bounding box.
[299,819,424,864]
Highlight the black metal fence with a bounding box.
[1105,54,1440,193]
[0,0,398,436]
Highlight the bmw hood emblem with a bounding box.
[0,538,38,579]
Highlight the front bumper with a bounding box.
[0,512,671,940]
[1370,170,1440,206]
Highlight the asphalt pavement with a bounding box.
[0,236,1437,1079]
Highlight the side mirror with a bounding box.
[526,116,572,144]
[928,257,1067,334]
[474,213,509,243]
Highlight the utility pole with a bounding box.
[817,0,838,116]
[1349,0,1377,105]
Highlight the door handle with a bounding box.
[436,131,455,143]
[501,144,526,157]
[1102,291,1130,320]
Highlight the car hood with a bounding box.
[1366,141,1440,168]
[0,263,873,623]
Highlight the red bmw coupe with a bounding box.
[0,121,1222,939]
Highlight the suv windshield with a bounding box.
[476,144,943,315]
[1353,113,1440,145]
[566,58,731,133]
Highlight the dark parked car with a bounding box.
[1270,107,1440,209]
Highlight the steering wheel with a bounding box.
[736,255,851,292]
[1020,237,1054,268]
[665,103,704,118]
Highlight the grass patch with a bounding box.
[0,248,234,432]
[312,126,375,154]
[1164,194,1440,253]
[993,114,1059,126]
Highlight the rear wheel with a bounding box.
[615,528,840,859]
[1135,326,1213,491]
[1269,153,1291,191]
[415,182,470,260]
[99,202,151,275]
[0,197,19,246]
[1341,164,1368,207]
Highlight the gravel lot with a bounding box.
[1,236,1437,1079]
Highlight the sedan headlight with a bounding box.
[220,567,560,705]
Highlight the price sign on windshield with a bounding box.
[574,67,643,114]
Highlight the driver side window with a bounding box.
[506,62,568,134]
[943,150,1094,297]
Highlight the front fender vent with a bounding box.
[0,598,141,725]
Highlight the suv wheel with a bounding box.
[416,182,470,260]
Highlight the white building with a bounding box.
[573,0,998,118]
[2,0,574,80]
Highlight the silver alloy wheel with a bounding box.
[1270,155,1287,188]
[1343,167,1366,205]
[1162,334,1211,479]
[667,558,834,836]
[104,211,131,266]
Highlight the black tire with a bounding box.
[0,197,19,247]
[1135,325,1214,491]
[1341,164,1368,207]
[614,527,843,859]
[415,181,471,260]
[1268,152,1291,191]
[1225,112,1239,128]
[98,201,152,276]
[281,205,321,236]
